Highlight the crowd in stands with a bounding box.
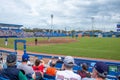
[1,28,120,38]
[0,29,23,37]
[34,32,67,37]
[0,29,68,38]
[0,53,119,80]
[23,32,34,38]
[0,29,34,38]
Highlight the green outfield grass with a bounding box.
[0,37,120,60]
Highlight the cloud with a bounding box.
[0,0,119,31]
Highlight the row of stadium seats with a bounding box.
[0,50,119,80]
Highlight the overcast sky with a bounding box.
[0,0,120,31]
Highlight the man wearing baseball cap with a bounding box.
[17,54,34,75]
[0,54,27,80]
[56,56,81,80]
[82,62,108,80]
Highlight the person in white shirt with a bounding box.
[82,62,108,80]
[56,56,81,80]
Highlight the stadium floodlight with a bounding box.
[90,17,95,36]
[51,14,53,33]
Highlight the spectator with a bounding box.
[46,61,57,76]
[32,72,43,80]
[0,53,3,64]
[56,57,63,64]
[32,59,44,77]
[48,56,56,66]
[40,59,45,66]
[77,63,91,78]
[17,54,34,78]
[27,60,32,66]
[0,64,3,71]
[0,53,3,70]
[116,71,120,80]
[0,54,27,80]
[56,56,81,80]
[82,62,108,80]
[38,56,45,66]
[117,75,120,80]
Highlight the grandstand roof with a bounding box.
[0,23,23,28]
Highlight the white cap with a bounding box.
[58,57,61,60]
[63,56,74,67]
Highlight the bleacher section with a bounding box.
[0,49,120,80]
[0,23,120,38]
[0,23,24,38]
[0,30,68,38]
[0,29,24,38]
[0,23,68,38]
[34,32,67,37]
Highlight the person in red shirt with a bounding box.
[32,59,44,77]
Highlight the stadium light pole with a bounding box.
[91,17,94,36]
[51,14,53,33]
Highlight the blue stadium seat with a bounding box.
[55,63,62,69]
[88,67,93,72]
[107,75,117,80]
[0,76,9,80]
[73,65,80,73]
[90,62,96,67]
[44,74,55,80]
[108,71,117,76]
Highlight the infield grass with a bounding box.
[0,37,120,60]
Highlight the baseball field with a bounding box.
[0,37,120,60]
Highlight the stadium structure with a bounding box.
[0,23,120,80]
[0,23,24,38]
[0,23,120,38]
